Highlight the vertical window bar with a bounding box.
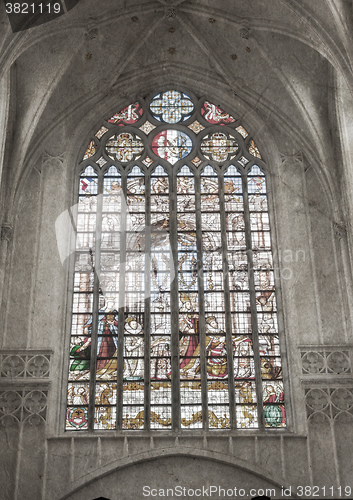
[150,166,173,430]
[66,166,98,431]
[178,166,204,430]
[219,170,236,429]
[169,167,180,430]
[88,170,104,431]
[116,171,127,430]
[144,171,151,430]
[200,166,229,429]
[123,167,146,430]
[194,169,208,430]
[94,167,121,430]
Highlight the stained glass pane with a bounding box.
[122,401,144,429]
[67,167,99,430]
[83,140,96,160]
[150,90,194,123]
[108,102,143,125]
[106,133,144,162]
[69,90,286,432]
[201,133,238,162]
[248,139,262,159]
[152,130,192,164]
[92,168,122,429]
[188,120,205,134]
[236,126,248,138]
[200,167,230,427]
[95,126,108,139]
[139,121,156,135]
[177,167,202,427]
[150,167,172,429]
[122,167,146,428]
[201,100,236,124]
[247,167,285,427]
[235,404,258,429]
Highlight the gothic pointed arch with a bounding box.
[66,89,286,431]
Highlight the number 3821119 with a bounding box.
[5,3,62,14]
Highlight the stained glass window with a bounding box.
[67,90,286,431]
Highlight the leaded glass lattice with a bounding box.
[66,90,286,431]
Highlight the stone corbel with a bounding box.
[42,151,65,171]
[333,222,347,241]
[280,151,304,167]
[1,224,13,242]
[239,26,250,39]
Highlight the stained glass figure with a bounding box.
[201,100,236,124]
[152,130,192,164]
[201,133,238,162]
[68,90,286,431]
[108,102,143,125]
[150,90,194,123]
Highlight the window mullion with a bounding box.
[242,172,265,430]
[194,171,208,430]
[218,171,237,429]
[144,173,151,430]
[88,172,104,431]
[169,169,181,431]
[116,171,127,430]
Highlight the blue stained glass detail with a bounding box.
[152,130,193,165]
[150,90,194,124]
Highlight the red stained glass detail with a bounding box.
[108,102,143,125]
[201,100,236,125]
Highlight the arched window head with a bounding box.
[66,89,286,431]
